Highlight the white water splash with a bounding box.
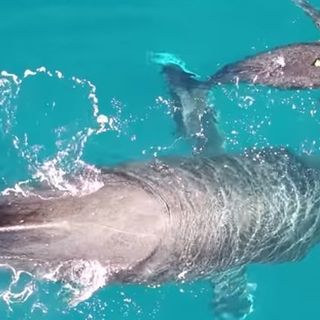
[0,264,34,310]
[20,66,111,132]
[0,67,123,196]
[32,159,104,197]
[43,260,110,307]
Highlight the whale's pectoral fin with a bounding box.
[152,53,224,156]
[293,0,320,29]
[211,267,256,320]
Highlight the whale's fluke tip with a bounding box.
[148,51,200,77]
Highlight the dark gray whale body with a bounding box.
[211,42,320,89]
[161,0,320,154]
[1,148,320,318]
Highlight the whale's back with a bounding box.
[0,181,169,280]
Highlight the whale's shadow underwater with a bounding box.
[1,1,320,319]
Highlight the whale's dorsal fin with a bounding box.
[211,266,255,320]
[294,0,320,29]
[153,54,224,156]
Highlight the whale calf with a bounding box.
[160,0,320,102]
[211,42,320,89]
[210,0,320,90]
[156,0,320,153]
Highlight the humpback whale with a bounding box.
[160,0,320,118]
[1,81,320,319]
[2,145,320,319]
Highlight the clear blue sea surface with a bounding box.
[0,0,320,319]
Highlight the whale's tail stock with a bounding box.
[151,52,224,156]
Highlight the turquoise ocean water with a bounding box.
[0,0,320,319]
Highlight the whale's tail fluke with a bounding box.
[151,52,224,156]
